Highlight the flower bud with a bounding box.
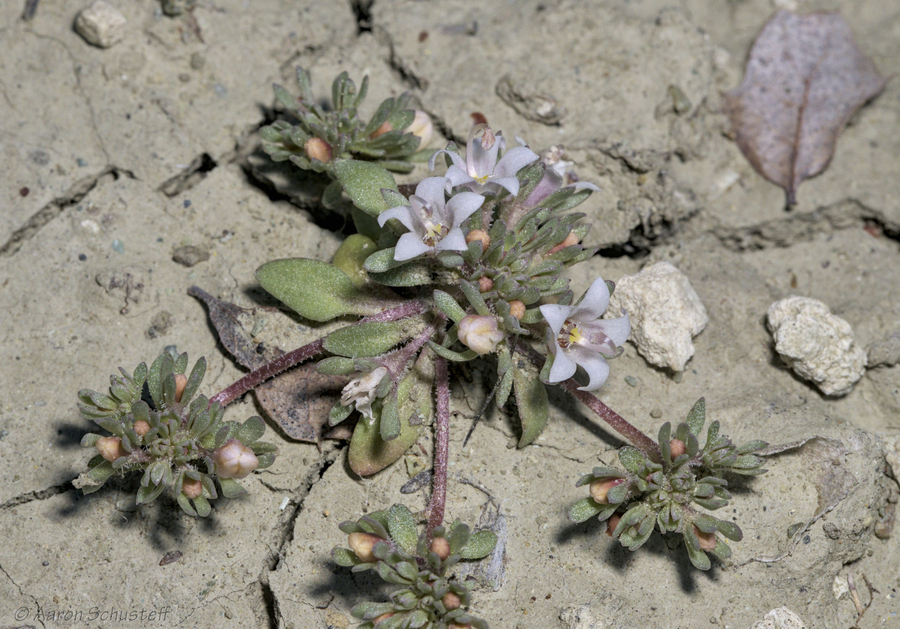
[369,120,393,139]
[405,110,434,150]
[348,532,381,563]
[133,419,151,437]
[478,276,494,293]
[448,623,472,629]
[693,525,717,551]
[182,477,203,499]
[669,438,686,459]
[442,591,462,610]
[465,229,490,252]
[304,137,333,163]
[589,477,624,504]
[174,373,188,403]
[605,512,621,537]
[430,536,451,560]
[373,612,395,625]
[212,439,259,479]
[96,436,126,462]
[508,300,525,320]
[458,315,504,356]
[547,231,580,255]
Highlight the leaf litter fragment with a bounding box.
[724,11,886,206]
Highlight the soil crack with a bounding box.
[0,481,74,511]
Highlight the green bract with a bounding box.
[75,351,278,516]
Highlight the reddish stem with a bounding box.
[427,355,450,541]
[210,301,430,406]
[516,344,662,463]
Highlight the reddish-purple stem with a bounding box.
[516,344,662,463]
[210,301,430,406]
[427,355,450,541]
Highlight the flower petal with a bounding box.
[415,176,451,205]
[393,232,433,261]
[435,227,467,253]
[487,175,521,196]
[598,312,631,348]
[445,165,476,189]
[493,145,539,179]
[539,304,571,335]
[446,191,485,228]
[547,349,578,384]
[378,206,417,232]
[573,277,610,320]
[568,348,610,391]
[429,149,466,173]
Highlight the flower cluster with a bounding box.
[76,350,277,516]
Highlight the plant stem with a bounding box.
[210,301,430,406]
[427,355,450,541]
[516,344,662,463]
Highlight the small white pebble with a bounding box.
[74,1,127,49]
[279,497,289,511]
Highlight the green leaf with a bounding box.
[256,259,389,322]
[513,363,549,447]
[433,290,467,323]
[459,530,498,559]
[317,356,356,375]
[568,497,604,523]
[685,397,706,435]
[219,477,246,498]
[683,527,711,570]
[333,159,399,216]
[387,504,418,553]
[426,341,478,362]
[619,447,647,475]
[332,235,378,288]
[324,319,420,358]
[236,416,266,445]
[380,393,401,442]
[369,263,432,287]
[332,546,362,567]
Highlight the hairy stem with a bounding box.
[516,344,662,463]
[427,355,450,541]
[210,301,430,406]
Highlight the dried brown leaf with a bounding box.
[723,11,885,206]
[189,285,347,443]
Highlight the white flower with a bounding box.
[539,277,630,391]
[378,177,484,262]
[213,439,259,479]
[341,366,389,423]
[523,145,600,209]
[429,124,538,196]
[457,315,505,355]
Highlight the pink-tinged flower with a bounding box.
[429,124,538,196]
[340,366,388,423]
[523,145,600,209]
[378,177,484,261]
[212,439,259,479]
[540,277,630,391]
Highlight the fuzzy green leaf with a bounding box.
[256,258,388,321]
[459,530,497,559]
[619,447,648,475]
[568,497,605,523]
[236,416,266,445]
[513,363,548,447]
[332,234,378,288]
[433,290,467,323]
[387,504,418,553]
[686,397,706,435]
[324,319,419,358]
[332,546,362,567]
[333,159,399,216]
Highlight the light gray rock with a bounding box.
[766,296,867,396]
[749,607,807,629]
[74,1,127,49]
[608,261,708,371]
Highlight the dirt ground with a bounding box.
[1,1,898,628]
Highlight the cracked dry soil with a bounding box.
[1,1,899,628]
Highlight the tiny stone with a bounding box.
[74,1,127,49]
[224,610,234,619]
[42,561,49,566]
[0,430,8,440]
[624,375,637,387]
[77,157,88,167]
[183,199,192,208]
[650,408,662,419]
[19,187,29,197]
[172,245,209,267]
[189,52,206,70]
[178,73,191,83]
[78,253,87,261]
[111,239,124,253]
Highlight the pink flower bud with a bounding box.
[133,420,150,437]
[465,229,490,252]
[348,532,381,563]
[508,300,525,320]
[405,110,433,150]
[213,439,259,479]
[430,536,451,560]
[478,276,494,293]
[174,373,188,403]
[547,231,580,254]
[442,591,462,610]
[369,120,393,139]
[669,438,686,459]
[605,512,622,537]
[589,477,624,504]
[182,477,203,499]
[373,612,395,625]
[693,525,717,550]
[458,315,504,355]
[304,137,333,163]
[96,436,126,462]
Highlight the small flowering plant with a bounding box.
[75,350,277,516]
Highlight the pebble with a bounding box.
[749,607,806,629]
[74,1,127,49]
[172,245,209,267]
[608,261,708,372]
[111,239,124,253]
[766,296,867,396]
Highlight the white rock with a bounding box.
[749,607,807,629]
[559,605,604,629]
[766,296,867,396]
[607,261,708,371]
[74,1,127,49]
